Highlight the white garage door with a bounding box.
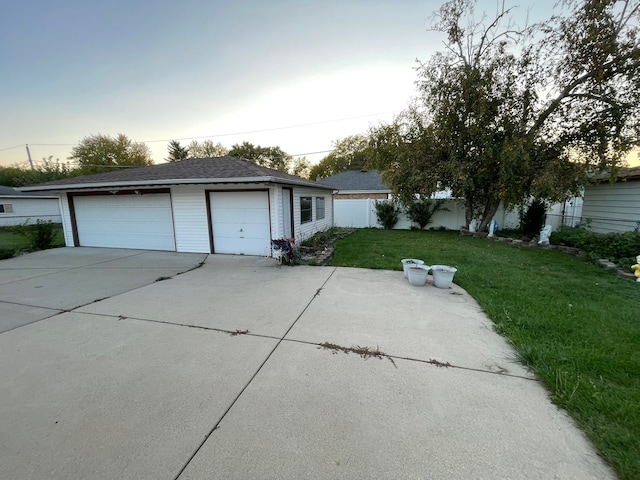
[210,191,271,255]
[73,194,176,251]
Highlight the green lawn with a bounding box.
[329,229,639,480]
[0,225,65,256]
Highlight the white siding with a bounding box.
[0,197,61,227]
[293,187,333,241]
[170,186,211,253]
[60,194,74,246]
[582,181,640,233]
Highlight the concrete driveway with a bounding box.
[0,248,613,479]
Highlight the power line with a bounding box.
[0,109,401,151]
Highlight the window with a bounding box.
[316,197,325,220]
[300,196,312,223]
[0,204,13,214]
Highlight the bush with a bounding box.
[11,220,57,251]
[406,198,447,230]
[0,248,15,260]
[374,201,400,230]
[551,226,640,264]
[520,199,547,237]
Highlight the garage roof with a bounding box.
[19,156,335,192]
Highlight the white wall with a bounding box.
[293,187,333,241]
[333,198,577,231]
[582,181,640,233]
[0,197,61,227]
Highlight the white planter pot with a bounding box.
[401,258,424,278]
[432,266,457,289]
[407,265,430,286]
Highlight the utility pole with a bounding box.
[25,144,34,170]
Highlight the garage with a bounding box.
[72,193,176,251]
[210,191,271,255]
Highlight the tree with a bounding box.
[166,140,189,162]
[371,0,640,230]
[0,157,80,187]
[187,140,229,158]
[406,198,448,230]
[69,134,153,175]
[228,141,292,173]
[309,135,369,180]
[291,157,311,178]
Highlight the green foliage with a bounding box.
[291,157,311,178]
[228,141,292,173]
[551,227,640,264]
[370,0,640,231]
[309,135,369,180]
[166,140,189,162]
[69,134,153,175]
[520,199,547,237]
[330,229,640,480]
[0,157,80,187]
[374,201,399,230]
[406,198,447,230]
[187,140,229,158]
[11,220,58,251]
[0,248,15,260]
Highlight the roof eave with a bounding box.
[19,176,335,192]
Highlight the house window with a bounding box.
[0,204,13,214]
[300,196,312,223]
[316,197,325,220]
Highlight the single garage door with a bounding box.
[210,191,271,255]
[73,194,176,251]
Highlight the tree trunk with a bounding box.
[464,197,474,229]
[478,198,501,232]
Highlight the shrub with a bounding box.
[0,248,15,260]
[374,201,399,230]
[406,198,447,230]
[520,199,547,237]
[551,226,640,264]
[11,220,57,251]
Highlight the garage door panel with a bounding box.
[210,191,271,255]
[74,194,176,251]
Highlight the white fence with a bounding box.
[334,198,583,231]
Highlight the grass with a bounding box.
[0,225,65,257]
[329,229,640,480]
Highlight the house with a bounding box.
[581,167,640,233]
[319,169,391,199]
[0,185,61,227]
[20,157,334,255]
[320,169,580,230]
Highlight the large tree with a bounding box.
[166,140,189,162]
[228,141,292,173]
[309,134,369,180]
[187,140,229,158]
[69,134,153,175]
[371,0,640,230]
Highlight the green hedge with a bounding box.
[551,227,640,266]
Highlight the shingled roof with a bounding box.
[20,157,334,192]
[0,185,58,197]
[318,169,389,191]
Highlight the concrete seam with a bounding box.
[171,266,338,480]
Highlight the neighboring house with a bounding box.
[321,169,580,231]
[581,167,640,233]
[319,169,391,199]
[0,185,61,227]
[20,157,334,255]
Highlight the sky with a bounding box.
[1,0,607,171]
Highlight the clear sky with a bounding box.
[0,0,579,170]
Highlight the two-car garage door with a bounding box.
[71,190,272,254]
[73,194,176,251]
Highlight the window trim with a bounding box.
[315,196,325,220]
[300,196,312,224]
[0,204,13,214]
